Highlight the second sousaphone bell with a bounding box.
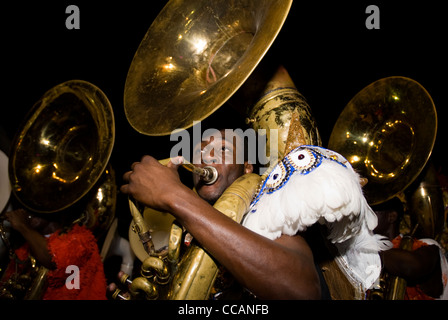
[328,76,437,205]
[9,80,115,214]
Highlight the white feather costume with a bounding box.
[242,145,392,294]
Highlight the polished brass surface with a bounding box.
[213,172,261,223]
[328,77,437,205]
[124,0,292,136]
[168,222,183,263]
[129,277,159,300]
[9,80,115,213]
[168,244,218,300]
[246,66,321,177]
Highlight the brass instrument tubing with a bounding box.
[141,256,170,285]
[130,277,158,300]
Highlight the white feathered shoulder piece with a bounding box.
[242,145,392,292]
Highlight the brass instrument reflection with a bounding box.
[124,0,293,136]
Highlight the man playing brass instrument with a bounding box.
[120,128,326,299]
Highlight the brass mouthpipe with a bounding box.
[167,173,262,300]
[181,163,218,184]
[160,157,218,184]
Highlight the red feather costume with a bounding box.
[2,224,107,300]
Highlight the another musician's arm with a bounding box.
[5,210,56,270]
[381,245,440,280]
[381,245,443,297]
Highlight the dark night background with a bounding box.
[1,1,447,242]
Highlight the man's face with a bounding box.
[192,130,251,204]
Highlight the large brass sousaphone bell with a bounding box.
[124,0,292,136]
[328,76,437,206]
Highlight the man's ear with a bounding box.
[244,162,254,174]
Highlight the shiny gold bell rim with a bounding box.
[124,0,293,136]
[328,76,437,205]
